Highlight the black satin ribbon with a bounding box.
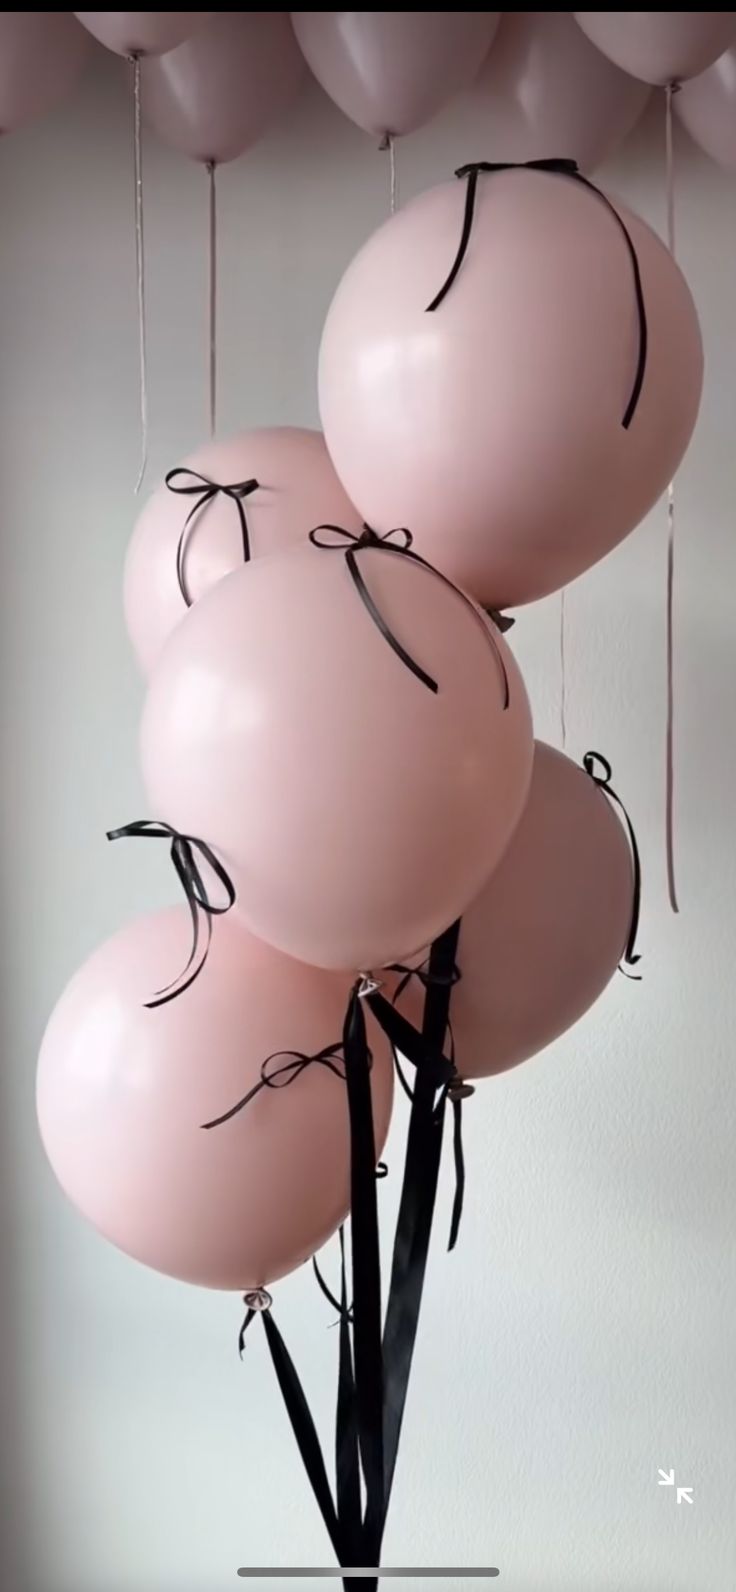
[427,158,648,431]
[342,982,384,1576]
[309,523,510,709]
[372,920,461,1536]
[165,468,260,607]
[200,1043,346,1130]
[105,820,235,1007]
[239,1294,346,1568]
[583,751,643,979]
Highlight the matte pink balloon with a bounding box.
[124,427,363,676]
[394,743,635,1078]
[475,12,650,171]
[74,12,204,58]
[141,12,304,163]
[676,48,736,168]
[37,908,394,1290]
[292,11,499,138]
[574,12,736,86]
[319,169,703,609]
[0,13,91,133]
[140,544,533,972]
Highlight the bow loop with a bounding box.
[583,750,643,978]
[165,467,260,607]
[106,820,235,1007]
[201,1041,350,1130]
[455,157,579,180]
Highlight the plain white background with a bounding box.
[1,43,735,1592]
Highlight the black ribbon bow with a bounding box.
[165,468,260,607]
[309,522,509,708]
[106,820,235,1006]
[200,1042,348,1130]
[427,158,647,431]
[583,751,642,978]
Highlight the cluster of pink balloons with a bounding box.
[37,12,709,1305]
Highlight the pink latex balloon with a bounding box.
[319,169,703,609]
[676,48,736,168]
[140,544,533,972]
[393,743,635,1078]
[574,12,736,86]
[74,12,204,58]
[0,13,91,133]
[292,11,499,138]
[475,12,650,171]
[141,12,304,163]
[37,908,394,1290]
[124,427,363,676]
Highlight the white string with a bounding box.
[665,81,679,913]
[559,587,567,750]
[206,160,217,438]
[379,133,398,215]
[130,53,148,493]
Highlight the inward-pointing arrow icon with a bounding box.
[658,1469,674,1486]
[677,1487,693,1505]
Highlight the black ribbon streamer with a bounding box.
[372,920,462,1529]
[309,523,509,709]
[165,468,260,607]
[583,751,643,979]
[106,820,235,1006]
[427,158,648,431]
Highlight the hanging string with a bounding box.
[379,133,398,215]
[129,53,148,494]
[206,160,218,438]
[664,81,680,913]
[559,587,567,750]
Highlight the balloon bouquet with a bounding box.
[37,19,705,1585]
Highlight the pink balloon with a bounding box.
[140,544,533,972]
[475,12,650,171]
[292,10,499,138]
[124,427,362,676]
[319,169,703,609]
[141,12,304,163]
[74,12,204,58]
[676,48,736,168]
[394,743,635,1078]
[0,13,91,133]
[37,908,394,1290]
[574,12,736,86]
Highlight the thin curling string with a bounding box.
[129,53,148,494]
[206,160,218,437]
[559,586,568,750]
[665,81,680,913]
[379,132,397,215]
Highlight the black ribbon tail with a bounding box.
[342,984,385,1566]
[448,1095,465,1254]
[334,1226,363,1571]
[425,159,647,429]
[260,1308,344,1564]
[583,751,643,979]
[378,920,461,1535]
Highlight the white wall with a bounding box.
[1,48,735,1592]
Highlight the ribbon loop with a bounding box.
[427,159,647,431]
[201,1041,347,1130]
[309,522,510,708]
[106,819,235,1007]
[165,467,259,607]
[582,751,643,978]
